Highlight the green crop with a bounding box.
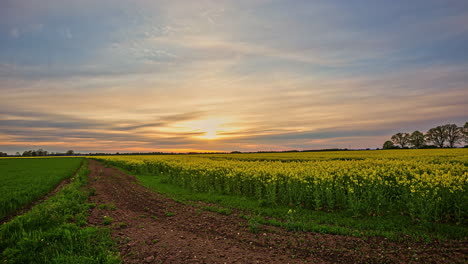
[0,157,83,219]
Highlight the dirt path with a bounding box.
[86,160,467,264]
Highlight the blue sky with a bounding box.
[1,0,467,153]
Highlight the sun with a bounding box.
[198,119,218,139]
[184,118,224,139]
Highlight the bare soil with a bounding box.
[86,160,467,264]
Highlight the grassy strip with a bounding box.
[0,160,120,264]
[135,172,467,242]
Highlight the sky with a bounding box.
[1,0,467,154]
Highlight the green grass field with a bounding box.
[0,158,83,219]
[0,159,120,263]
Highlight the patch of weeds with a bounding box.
[202,205,232,215]
[98,203,117,210]
[152,239,159,244]
[139,215,147,218]
[102,216,113,225]
[248,217,261,234]
[150,215,158,220]
[113,222,128,229]
[164,210,175,217]
[88,187,96,196]
[120,236,131,244]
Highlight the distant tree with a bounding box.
[426,126,447,148]
[0,152,7,157]
[383,140,396,149]
[420,145,438,149]
[463,122,468,144]
[442,124,463,148]
[36,148,48,156]
[66,150,74,155]
[22,150,32,156]
[391,133,410,148]
[15,152,21,156]
[409,130,425,149]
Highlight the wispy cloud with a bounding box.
[1,0,467,153]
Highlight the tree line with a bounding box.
[19,149,75,157]
[383,122,468,149]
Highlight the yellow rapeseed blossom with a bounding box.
[91,149,468,222]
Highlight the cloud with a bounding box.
[1,0,467,153]
[58,28,72,39]
[10,28,20,38]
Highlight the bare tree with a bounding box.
[409,130,425,149]
[463,122,468,144]
[36,148,47,156]
[391,133,410,148]
[443,124,463,148]
[426,126,447,148]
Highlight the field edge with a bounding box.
[0,160,121,263]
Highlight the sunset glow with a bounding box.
[185,119,223,140]
[0,0,467,154]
